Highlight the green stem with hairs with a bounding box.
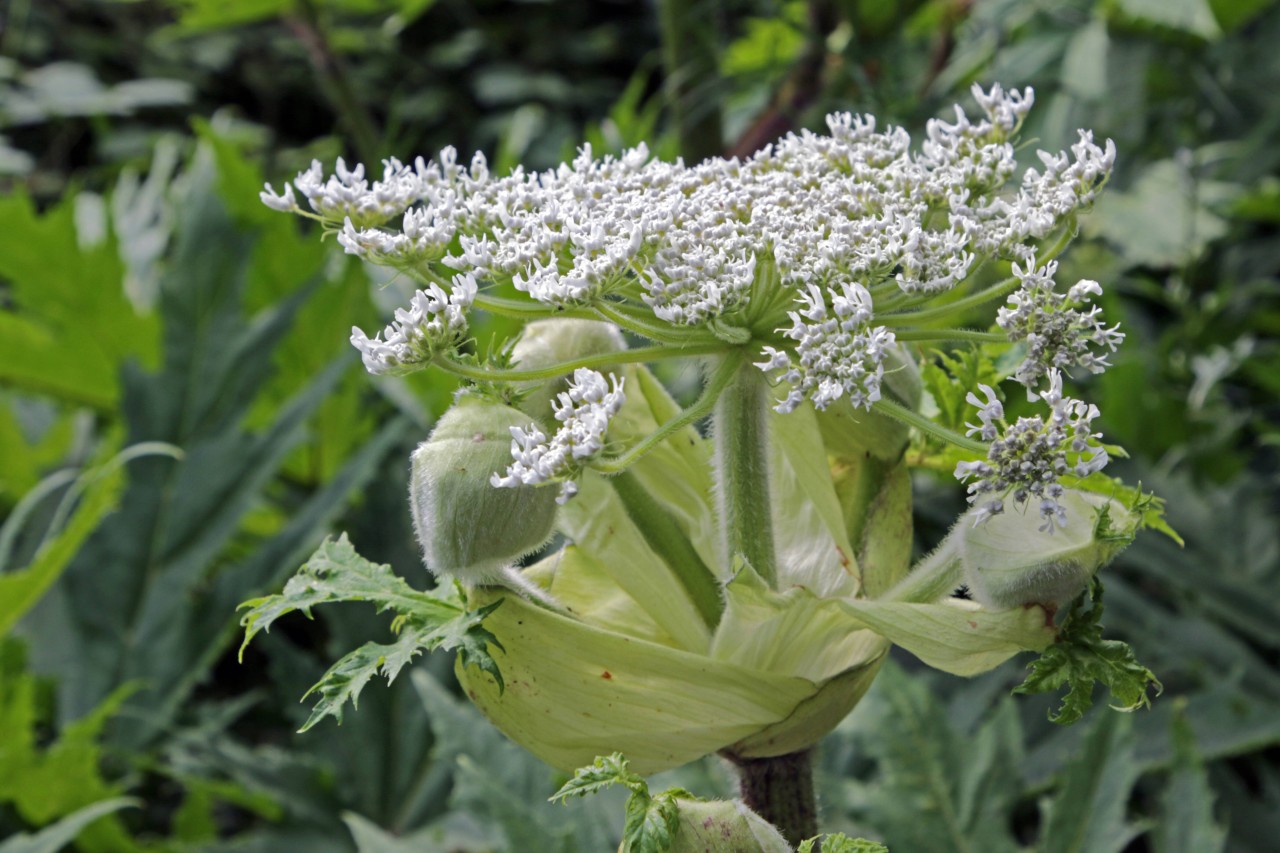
[877,220,1078,325]
[713,353,778,587]
[432,342,726,384]
[471,293,600,321]
[591,300,723,346]
[880,531,965,603]
[892,328,1006,344]
[872,398,988,454]
[592,350,744,474]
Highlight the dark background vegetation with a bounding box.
[1,0,1277,850]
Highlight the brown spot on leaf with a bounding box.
[601,671,613,680]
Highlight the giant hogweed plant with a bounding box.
[240,84,1170,849]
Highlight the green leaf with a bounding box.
[623,791,680,853]
[1111,0,1222,40]
[798,835,889,853]
[0,798,138,853]
[1014,578,1162,725]
[1153,710,1227,853]
[241,534,506,729]
[0,443,180,637]
[847,662,1023,853]
[1038,713,1147,853]
[550,753,646,803]
[0,191,159,410]
[1086,159,1237,268]
[0,640,141,852]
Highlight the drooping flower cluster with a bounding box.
[349,274,476,375]
[998,261,1125,394]
[491,369,625,503]
[956,371,1109,531]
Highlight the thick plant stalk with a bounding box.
[727,750,818,847]
[713,354,778,587]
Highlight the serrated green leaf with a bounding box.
[1014,578,1161,725]
[550,753,644,803]
[850,662,1022,853]
[242,534,506,729]
[1038,712,1147,853]
[799,834,889,853]
[623,792,679,853]
[1153,710,1227,853]
[0,798,138,853]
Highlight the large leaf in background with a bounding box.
[826,662,1023,853]
[0,192,158,410]
[0,640,139,853]
[1036,713,1146,853]
[1085,158,1239,268]
[16,151,399,751]
[411,669,625,853]
[0,798,138,853]
[199,123,386,485]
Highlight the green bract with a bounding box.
[962,489,1140,610]
[454,366,1060,774]
[409,397,559,583]
[510,318,627,421]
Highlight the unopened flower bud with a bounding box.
[962,490,1138,609]
[509,318,626,422]
[410,397,559,583]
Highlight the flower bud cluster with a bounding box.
[955,371,1108,531]
[491,369,625,503]
[349,274,476,375]
[998,261,1124,394]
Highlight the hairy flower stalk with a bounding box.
[257,82,1162,847]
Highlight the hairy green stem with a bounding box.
[880,530,965,603]
[892,328,1006,343]
[432,342,725,384]
[471,292,599,321]
[872,397,988,454]
[592,350,743,474]
[878,220,1078,325]
[713,354,778,587]
[610,471,723,628]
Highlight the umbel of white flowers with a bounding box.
[262,84,1121,530]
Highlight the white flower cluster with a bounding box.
[955,371,1109,531]
[491,369,625,504]
[263,84,1115,416]
[349,274,477,375]
[998,261,1125,395]
[756,282,896,413]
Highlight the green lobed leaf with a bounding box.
[238,534,456,653]
[798,834,889,853]
[1037,712,1147,853]
[1014,578,1162,725]
[0,798,138,853]
[550,753,646,803]
[1153,709,1228,853]
[623,792,680,853]
[241,534,506,729]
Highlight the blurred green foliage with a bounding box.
[1,0,1277,850]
